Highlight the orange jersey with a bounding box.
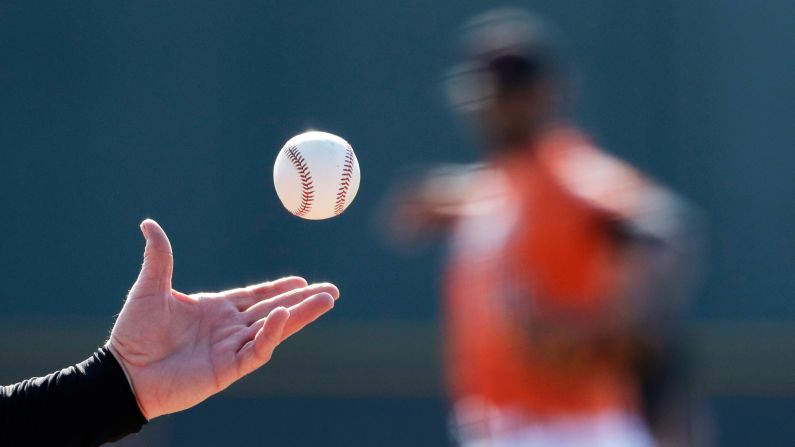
[445,125,653,418]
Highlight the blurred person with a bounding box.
[386,9,699,447]
[0,219,339,446]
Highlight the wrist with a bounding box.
[106,339,152,421]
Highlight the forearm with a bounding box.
[0,347,147,446]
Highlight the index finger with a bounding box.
[221,276,308,311]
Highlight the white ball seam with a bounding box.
[284,145,315,217]
[334,145,355,216]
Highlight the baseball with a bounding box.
[273,131,361,220]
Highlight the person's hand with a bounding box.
[380,164,499,248]
[107,219,338,420]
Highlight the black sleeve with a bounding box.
[0,347,148,446]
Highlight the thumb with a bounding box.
[135,218,173,295]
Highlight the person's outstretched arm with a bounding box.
[0,219,339,446]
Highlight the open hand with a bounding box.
[107,219,338,420]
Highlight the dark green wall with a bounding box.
[1,1,793,445]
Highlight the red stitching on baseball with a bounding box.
[285,145,314,217]
[334,146,355,215]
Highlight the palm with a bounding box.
[109,220,338,420]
